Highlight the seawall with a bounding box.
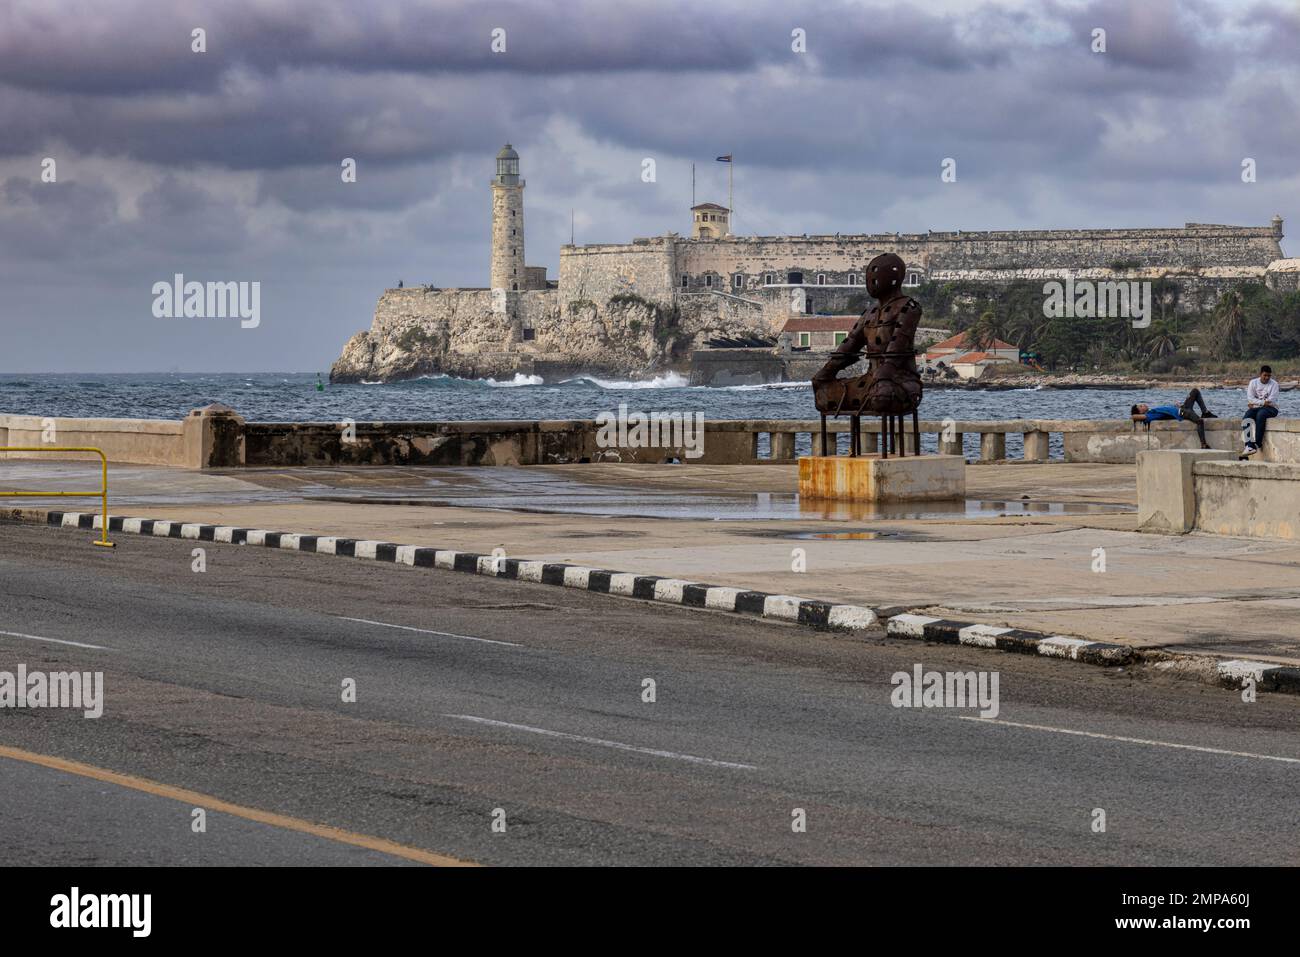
[4,409,1297,468]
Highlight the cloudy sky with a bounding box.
[1,0,1296,372]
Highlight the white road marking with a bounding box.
[0,630,110,651]
[957,716,1300,765]
[336,616,519,647]
[445,713,760,770]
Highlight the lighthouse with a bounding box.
[490,144,525,292]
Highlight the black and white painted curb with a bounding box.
[39,510,878,633]
[887,614,1134,665]
[886,613,1300,695]
[16,509,1300,696]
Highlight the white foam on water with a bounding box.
[566,371,691,390]
[484,373,544,387]
[721,381,811,392]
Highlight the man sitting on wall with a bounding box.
[1130,388,1217,449]
[1240,365,1281,459]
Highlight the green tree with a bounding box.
[1145,316,1180,359]
[1212,288,1247,358]
[968,308,1010,352]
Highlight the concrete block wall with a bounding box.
[1136,449,1236,533]
[1064,418,1300,463]
[1138,446,1300,540]
[0,414,187,466]
[1193,460,1300,539]
[0,405,242,469]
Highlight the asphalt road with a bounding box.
[1,520,1298,866]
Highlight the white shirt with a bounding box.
[1246,377,1280,407]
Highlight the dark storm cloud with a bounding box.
[0,174,118,261]
[0,0,1009,96]
[3,0,1281,183]
[0,0,1294,374]
[0,0,1027,171]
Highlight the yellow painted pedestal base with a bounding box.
[798,454,965,503]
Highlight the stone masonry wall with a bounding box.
[1267,258,1300,291]
[489,183,525,291]
[558,238,677,305]
[674,222,1284,291]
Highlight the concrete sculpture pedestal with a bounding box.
[798,454,965,503]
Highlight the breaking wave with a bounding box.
[483,373,545,387]
[561,371,692,390]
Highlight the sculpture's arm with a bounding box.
[811,320,866,385]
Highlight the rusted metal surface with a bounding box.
[811,253,924,456]
[798,452,965,503]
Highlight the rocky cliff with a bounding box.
[330,286,777,383]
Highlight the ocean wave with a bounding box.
[562,371,692,390]
[721,380,811,392]
[483,373,544,387]
[396,372,542,388]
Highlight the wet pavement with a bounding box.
[0,461,1133,521]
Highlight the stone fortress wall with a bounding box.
[589,219,1287,301]
[558,239,679,306]
[544,218,1291,343]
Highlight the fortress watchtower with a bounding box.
[491,144,526,291]
[692,202,731,240]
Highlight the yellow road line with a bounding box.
[0,744,477,867]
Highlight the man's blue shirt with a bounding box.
[1144,405,1182,421]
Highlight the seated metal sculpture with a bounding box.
[811,253,923,457]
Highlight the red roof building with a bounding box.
[782,316,857,349]
[927,330,1018,354]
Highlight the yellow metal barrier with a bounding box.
[0,447,116,548]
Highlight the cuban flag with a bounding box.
[716,155,732,162]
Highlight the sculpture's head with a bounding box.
[865,253,906,299]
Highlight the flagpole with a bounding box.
[728,157,733,236]
[715,154,734,235]
[692,163,695,208]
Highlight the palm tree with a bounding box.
[1145,317,1180,359]
[969,309,1009,353]
[1006,307,1045,352]
[1212,288,1246,357]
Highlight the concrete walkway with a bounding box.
[4,460,1299,665]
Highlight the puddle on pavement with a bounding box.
[310,489,1132,522]
[796,499,1133,521]
[793,530,888,540]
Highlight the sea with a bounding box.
[0,372,1250,424]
